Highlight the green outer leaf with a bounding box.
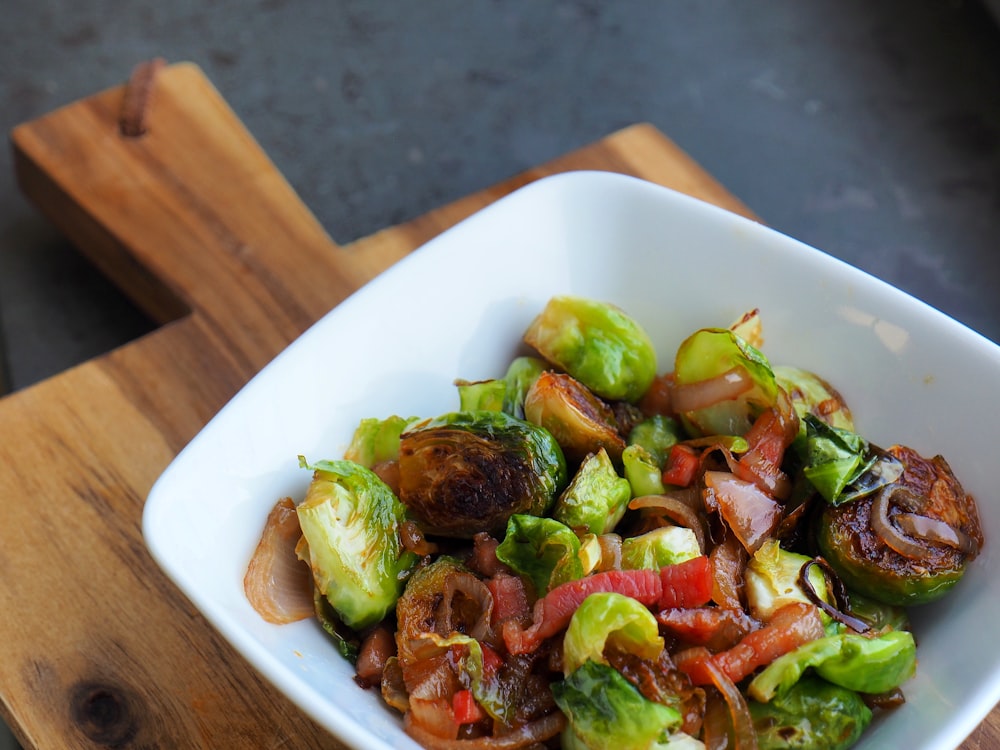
[554,448,632,535]
[552,660,682,750]
[749,676,872,750]
[502,356,547,418]
[295,458,416,630]
[799,415,869,504]
[620,527,700,570]
[342,415,419,468]
[748,630,916,702]
[561,592,664,675]
[495,514,584,595]
[456,378,507,412]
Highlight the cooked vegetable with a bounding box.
[672,326,778,436]
[295,458,417,630]
[816,445,983,606]
[249,297,983,750]
[244,497,314,625]
[748,630,916,702]
[553,660,683,750]
[561,592,664,675]
[620,526,701,570]
[495,514,585,595]
[524,371,626,465]
[523,295,658,403]
[398,410,567,537]
[744,540,830,623]
[748,677,872,750]
[774,365,854,432]
[554,448,632,535]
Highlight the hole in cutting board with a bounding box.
[0,218,169,393]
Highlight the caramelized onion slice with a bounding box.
[243,497,315,624]
[670,366,753,413]
[629,493,707,553]
[404,710,566,749]
[894,512,979,556]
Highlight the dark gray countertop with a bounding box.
[2,1,1000,394]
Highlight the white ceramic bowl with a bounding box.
[143,170,1000,750]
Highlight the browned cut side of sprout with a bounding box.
[243,497,315,624]
[523,371,625,464]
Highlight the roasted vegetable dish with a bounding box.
[245,296,983,750]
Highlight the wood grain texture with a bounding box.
[3,61,995,749]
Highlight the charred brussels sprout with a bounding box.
[554,449,632,535]
[749,677,871,750]
[816,445,983,606]
[523,295,657,403]
[295,458,417,630]
[524,371,626,465]
[397,410,567,538]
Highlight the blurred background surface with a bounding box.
[1,2,999,746]
[2,2,999,396]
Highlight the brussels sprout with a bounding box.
[774,366,855,432]
[456,378,507,412]
[673,327,778,436]
[748,630,916,702]
[295,458,417,630]
[816,445,983,606]
[397,410,567,537]
[495,514,585,595]
[455,356,548,416]
[620,526,701,570]
[523,295,658,403]
[554,449,632,535]
[502,356,548,418]
[524,371,626,464]
[749,677,871,750]
[627,415,683,466]
[845,590,910,632]
[562,592,664,675]
[552,660,682,750]
[622,444,666,497]
[343,415,419,468]
[745,540,830,623]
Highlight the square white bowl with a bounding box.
[143,170,1000,750]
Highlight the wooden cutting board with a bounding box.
[2,61,995,749]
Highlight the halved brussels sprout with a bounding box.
[774,365,854,432]
[816,445,983,606]
[523,295,658,403]
[397,410,567,538]
[621,526,701,570]
[295,458,417,630]
[495,514,585,595]
[748,677,871,750]
[744,540,830,623]
[524,371,626,464]
[554,449,632,535]
[673,327,778,436]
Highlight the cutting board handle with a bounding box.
[11,61,355,358]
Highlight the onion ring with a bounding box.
[870,487,939,561]
[629,494,708,553]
